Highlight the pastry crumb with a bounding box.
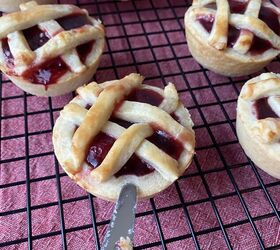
[116,236,133,250]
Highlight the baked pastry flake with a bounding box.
[237,72,280,179]
[0,1,105,96]
[185,0,280,77]
[116,237,133,250]
[0,0,55,13]
[53,73,195,200]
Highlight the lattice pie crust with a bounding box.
[53,73,195,200]
[237,72,280,179]
[185,0,280,76]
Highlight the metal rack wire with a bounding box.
[1,0,280,249]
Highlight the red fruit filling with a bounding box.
[254,97,278,120]
[1,13,95,87]
[87,88,184,177]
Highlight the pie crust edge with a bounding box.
[237,72,280,179]
[0,6,105,97]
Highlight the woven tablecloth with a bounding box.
[1,0,280,249]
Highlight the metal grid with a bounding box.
[1,0,280,249]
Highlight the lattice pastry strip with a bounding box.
[75,78,194,153]
[72,74,143,170]
[208,0,230,49]
[91,124,154,182]
[61,104,179,182]
[53,73,195,200]
[35,27,101,67]
[241,73,280,100]
[7,31,35,70]
[230,15,280,49]
[233,0,261,54]
[30,5,85,73]
[71,74,191,180]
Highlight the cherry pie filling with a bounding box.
[1,13,95,87]
[86,88,185,178]
[2,38,14,69]
[228,0,248,14]
[254,97,279,120]
[196,1,280,55]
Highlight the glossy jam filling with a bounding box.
[87,132,155,177]
[127,88,164,106]
[228,0,248,14]
[114,155,155,177]
[22,26,50,51]
[147,128,184,160]
[109,118,133,128]
[87,132,115,169]
[86,88,184,177]
[21,57,69,87]
[56,13,92,30]
[20,39,94,86]
[86,128,184,178]
[197,14,215,33]
[227,25,240,48]
[249,36,273,55]
[76,41,95,64]
[171,112,180,123]
[254,97,278,119]
[259,6,280,36]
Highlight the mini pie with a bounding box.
[237,72,280,179]
[53,73,195,201]
[0,1,105,96]
[0,0,55,13]
[185,0,280,77]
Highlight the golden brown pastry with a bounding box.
[0,1,105,96]
[53,73,195,200]
[237,72,280,179]
[185,0,280,77]
[0,0,55,12]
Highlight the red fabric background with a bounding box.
[1,0,280,249]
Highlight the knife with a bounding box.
[101,183,137,250]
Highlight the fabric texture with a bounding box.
[1,0,280,249]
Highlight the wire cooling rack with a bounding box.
[1,0,280,249]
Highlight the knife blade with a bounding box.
[101,183,137,250]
